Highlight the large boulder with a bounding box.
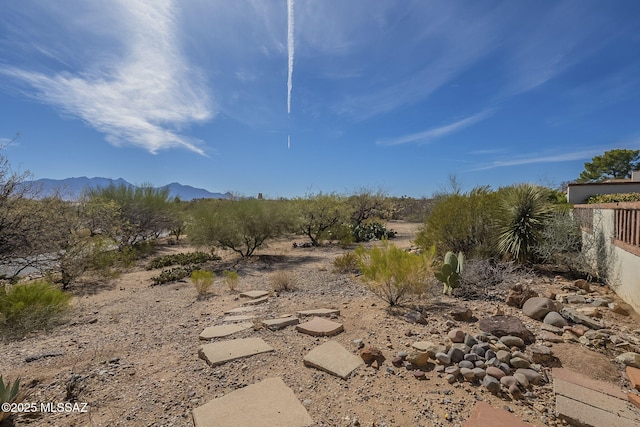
[522,297,560,320]
[478,315,535,344]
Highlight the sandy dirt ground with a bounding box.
[2,221,638,427]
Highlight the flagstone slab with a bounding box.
[224,306,256,315]
[243,296,269,306]
[193,377,313,427]
[554,378,640,426]
[296,308,340,317]
[296,317,344,337]
[223,315,257,323]
[463,401,533,426]
[263,316,299,330]
[199,323,253,340]
[552,368,627,400]
[303,340,362,379]
[198,338,274,367]
[240,290,270,299]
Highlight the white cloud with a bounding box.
[472,148,610,171]
[2,0,212,155]
[377,109,494,146]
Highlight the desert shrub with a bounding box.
[270,271,297,292]
[189,199,295,257]
[191,270,215,297]
[586,192,640,204]
[456,259,534,301]
[297,192,351,246]
[147,251,218,270]
[151,267,195,286]
[536,211,586,274]
[355,241,434,306]
[222,270,239,291]
[0,280,72,339]
[1,375,29,422]
[497,184,553,263]
[414,187,500,258]
[333,251,360,274]
[351,222,396,242]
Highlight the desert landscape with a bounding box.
[2,221,640,427]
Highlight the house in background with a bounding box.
[567,171,640,204]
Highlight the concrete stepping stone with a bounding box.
[240,290,270,299]
[224,306,256,315]
[303,340,362,379]
[223,315,256,323]
[296,317,344,337]
[463,401,533,426]
[243,296,269,306]
[627,366,640,391]
[263,315,299,331]
[198,337,274,367]
[296,308,340,317]
[554,375,640,426]
[192,377,312,427]
[552,368,627,400]
[199,323,253,340]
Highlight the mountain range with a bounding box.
[26,177,230,201]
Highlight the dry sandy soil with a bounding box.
[2,221,639,427]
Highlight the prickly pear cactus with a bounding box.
[434,251,464,295]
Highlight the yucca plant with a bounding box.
[497,184,553,263]
[1,375,28,421]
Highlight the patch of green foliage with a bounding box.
[434,251,464,295]
[351,222,396,242]
[147,251,219,270]
[222,270,239,291]
[1,375,29,421]
[191,270,215,297]
[0,280,72,340]
[151,267,196,286]
[586,193,640,204]
[355,241,434,306]
[332,251,360,274]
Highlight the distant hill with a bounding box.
[25,177,230,201]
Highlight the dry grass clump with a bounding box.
[222,270,239,291]
[332,251,360,274]
[269,270,297,292]
[191,270,215,297]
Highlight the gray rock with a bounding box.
[509,357,530,369]
[486,366,505,379]
[496,350,511,363]
[458,360,474,369]
[560,308,605,330]
[445,366,460,376]
[485,349,496,360]
[481,375,501,393]
[472,367,486,379]
[543,311,568,327]
[464,334,478,347]
[500,335,525,348]
[615,352,640,368]
[566,295,586,304]
[515,368,542,385]
[529,345,553,365]
[448,328,466,343]
[435,352,451,365]
[478,315,535,344]
[513,372,529,388]
[522,297,560,320]
[460,367,475,381]
[448,347,466,363]
[450,307,474,322]
[445,374,457,384]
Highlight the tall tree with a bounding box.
[577,149,640,182]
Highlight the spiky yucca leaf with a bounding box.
[497,184,552,263]
[1,375,28,421]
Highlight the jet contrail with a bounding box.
[287,0,294,114]
[288,134,291,149]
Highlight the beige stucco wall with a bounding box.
[580,207,640,313]
[567,182,640,204]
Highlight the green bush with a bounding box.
[355,241,434,306]
[191,270,215,297]
[414,187,500,258]
[222,270,239,291]
[497,184,553,263]
[351,222,396,242]
[147,251,219,270]
[151,267,195,286]
[333,251,360,274]
[0,280,72,339]
[586,192,640,204]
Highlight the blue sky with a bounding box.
[1,0,640,198]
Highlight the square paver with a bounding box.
[263,316,299,330]
[296,308,340,317]
[224,306,256,315]
[303,341,361,379]
[223,315,257,323]
[243,296,269,306]
[199,323,253,340]
[463,401,533,426]
[240,290,270,299]
[193,377,313,427]
[198,337,274,367]
[296,317,344,337]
